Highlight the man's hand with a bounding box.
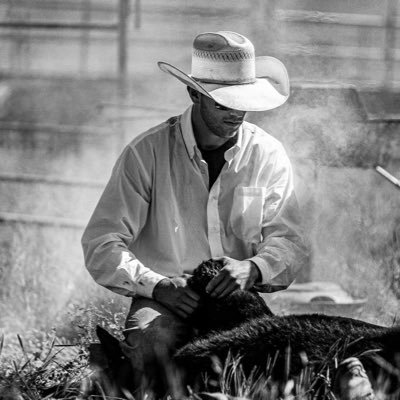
[153,276,200,319]
[205,257,261,299]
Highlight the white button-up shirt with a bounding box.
[82,106,308,298]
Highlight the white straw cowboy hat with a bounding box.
[158,31,290,112]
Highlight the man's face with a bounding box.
[198,94,247,139]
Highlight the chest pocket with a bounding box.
[230,186,266,243]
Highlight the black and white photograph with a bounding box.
[0,1,399,399]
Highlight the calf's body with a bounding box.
[94,260,400,397]
[176,313,400,392]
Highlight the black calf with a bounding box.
[94,259,400,397]
[176,260,400,395]
[175,314,400,391]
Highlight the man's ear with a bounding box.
[187,86,201,104]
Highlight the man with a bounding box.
[82,31,308,393]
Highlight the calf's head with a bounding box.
[187,259,273,334]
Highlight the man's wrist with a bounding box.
[249,260,261,283]
[152,278,171,301]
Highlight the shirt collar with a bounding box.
[180,105,197,160]
[225,126,242,164]
[180,105,244,161]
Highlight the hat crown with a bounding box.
[191,31,256,84]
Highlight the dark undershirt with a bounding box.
[199,135,238,188]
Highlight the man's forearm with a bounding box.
[250,235,309,292]
[248,260,262,284]
[82,233,167,298]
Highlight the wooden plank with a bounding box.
[0,21,118,30]
[274,9,400,28]
[0,121,112,136]
[0,0,118,13]
[0,172,105,188]
[0,212,86,229]
[356,89,400,121]
[2,0,248,14]
[275,43,400,61]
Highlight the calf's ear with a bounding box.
[96,326,125,363]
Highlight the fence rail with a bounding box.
[0,121,113,137]
[275,9,400,28]
[0,21,118,30]
[0,172,105,188]
[0,211,86,229]
[274,2,400,88]
[275,43,400,61]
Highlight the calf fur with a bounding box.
[187,259,274,334]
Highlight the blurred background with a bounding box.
[0,0,399,337]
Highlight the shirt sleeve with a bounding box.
[81,145,166,298]
[247,145,310,292]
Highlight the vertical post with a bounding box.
[118,0,129,89]
[6,0,12,70]
[134,0,141,29]
[383,0,397,89]
[7,0,23,73]
[117,0,130,151]
[79,0,91,76]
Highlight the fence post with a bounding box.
[134,0,141,29]
[79,0,91,75]
[118,0,130,90]
[117,0,130,151]
[384,0,398,89]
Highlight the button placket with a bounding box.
[193,151,209,187]
[207,178,224,257]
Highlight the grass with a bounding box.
[1,327,398,400]
[0,330,89,399]
[0,299,129,399]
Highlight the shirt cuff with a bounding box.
[247,255,271,285]
[135,270,167,298]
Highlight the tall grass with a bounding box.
[0,331,391,400]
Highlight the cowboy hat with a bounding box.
[158,31,290,112]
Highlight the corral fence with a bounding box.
[0,0,140,86]
[0,0,399,229]
[270,0,400,88]
[0,0,399,86]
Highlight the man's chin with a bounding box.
[221,130,239,139]
[217,127,240,139]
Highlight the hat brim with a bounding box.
[158,56,289,112]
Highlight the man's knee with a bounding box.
[124,299,193,364]
[125,315,191,360]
